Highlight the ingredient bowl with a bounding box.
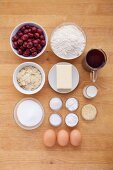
[14,98,45,130]
[13,62,45,94]
[10,22,48,59]
[50,22,86,60]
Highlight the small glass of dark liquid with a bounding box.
[83,49,107,82]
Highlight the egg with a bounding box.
[70,129,82,146]
[43,129,56,147]
[57,130,69,146]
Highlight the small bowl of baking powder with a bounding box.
[50,22,86,60]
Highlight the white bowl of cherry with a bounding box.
[10,22,48,59]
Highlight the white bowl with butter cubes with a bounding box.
[13,62,45,94]
[48,62,79,93]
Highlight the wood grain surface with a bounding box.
[0,0,113,169]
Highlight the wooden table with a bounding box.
[0,0,113,169]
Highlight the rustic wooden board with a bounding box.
[0,0,113,169]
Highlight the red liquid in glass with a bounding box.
[86,49,105,68]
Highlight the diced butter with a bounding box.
[56,64,72,90]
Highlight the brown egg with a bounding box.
[70,129,82,146]
[57,130,69,146]
[43,129,56,147]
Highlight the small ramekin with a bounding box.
[13,62,45,95]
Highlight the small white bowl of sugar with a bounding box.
[50,23,86,60]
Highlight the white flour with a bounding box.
[51,25,86,58]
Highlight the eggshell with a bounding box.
[70,129,82,146]
[43,129,56,147]
[57,130,69,146]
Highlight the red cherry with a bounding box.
[24,29,29,34]
[27,38,33,42]
[23,42,27,48]
[13,41,18,46]
[28,28,32,33]
[40,35,45,40]
[26,49,30,54]
[28,33,34,38]
[23,49,30,57]
[37,44,42,50]
[32,52,37,57]
[41,40,46,46]
[21,34,28,41]
[20,46,25,51]
[25,25,30,29]
[37,28,43,35]
[27,42,33,48]
[37,39,41,44]
[13,41,19,49]
[18,39,23,45]
[18,32,23,37]
[18,49,23,55]
[12,35,18,42]
[13,44,18,49]
[33,40,39,46]
[32,26,37,33]
[23,52,29,57]
[34,33,40,38]
[21,26,26,32]
[30,47,37,53]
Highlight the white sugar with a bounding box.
[51,25,86,58]
[17,99,43,127]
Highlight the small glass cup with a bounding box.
[83,49,107,82]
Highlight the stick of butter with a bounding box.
[56,64,72,90]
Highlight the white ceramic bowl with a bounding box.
[13,62,45,94]
[50,22,86,60]
[10,22,48,59]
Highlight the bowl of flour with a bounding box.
[50,23,86,60]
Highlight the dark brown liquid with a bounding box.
[86,49,106,68]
